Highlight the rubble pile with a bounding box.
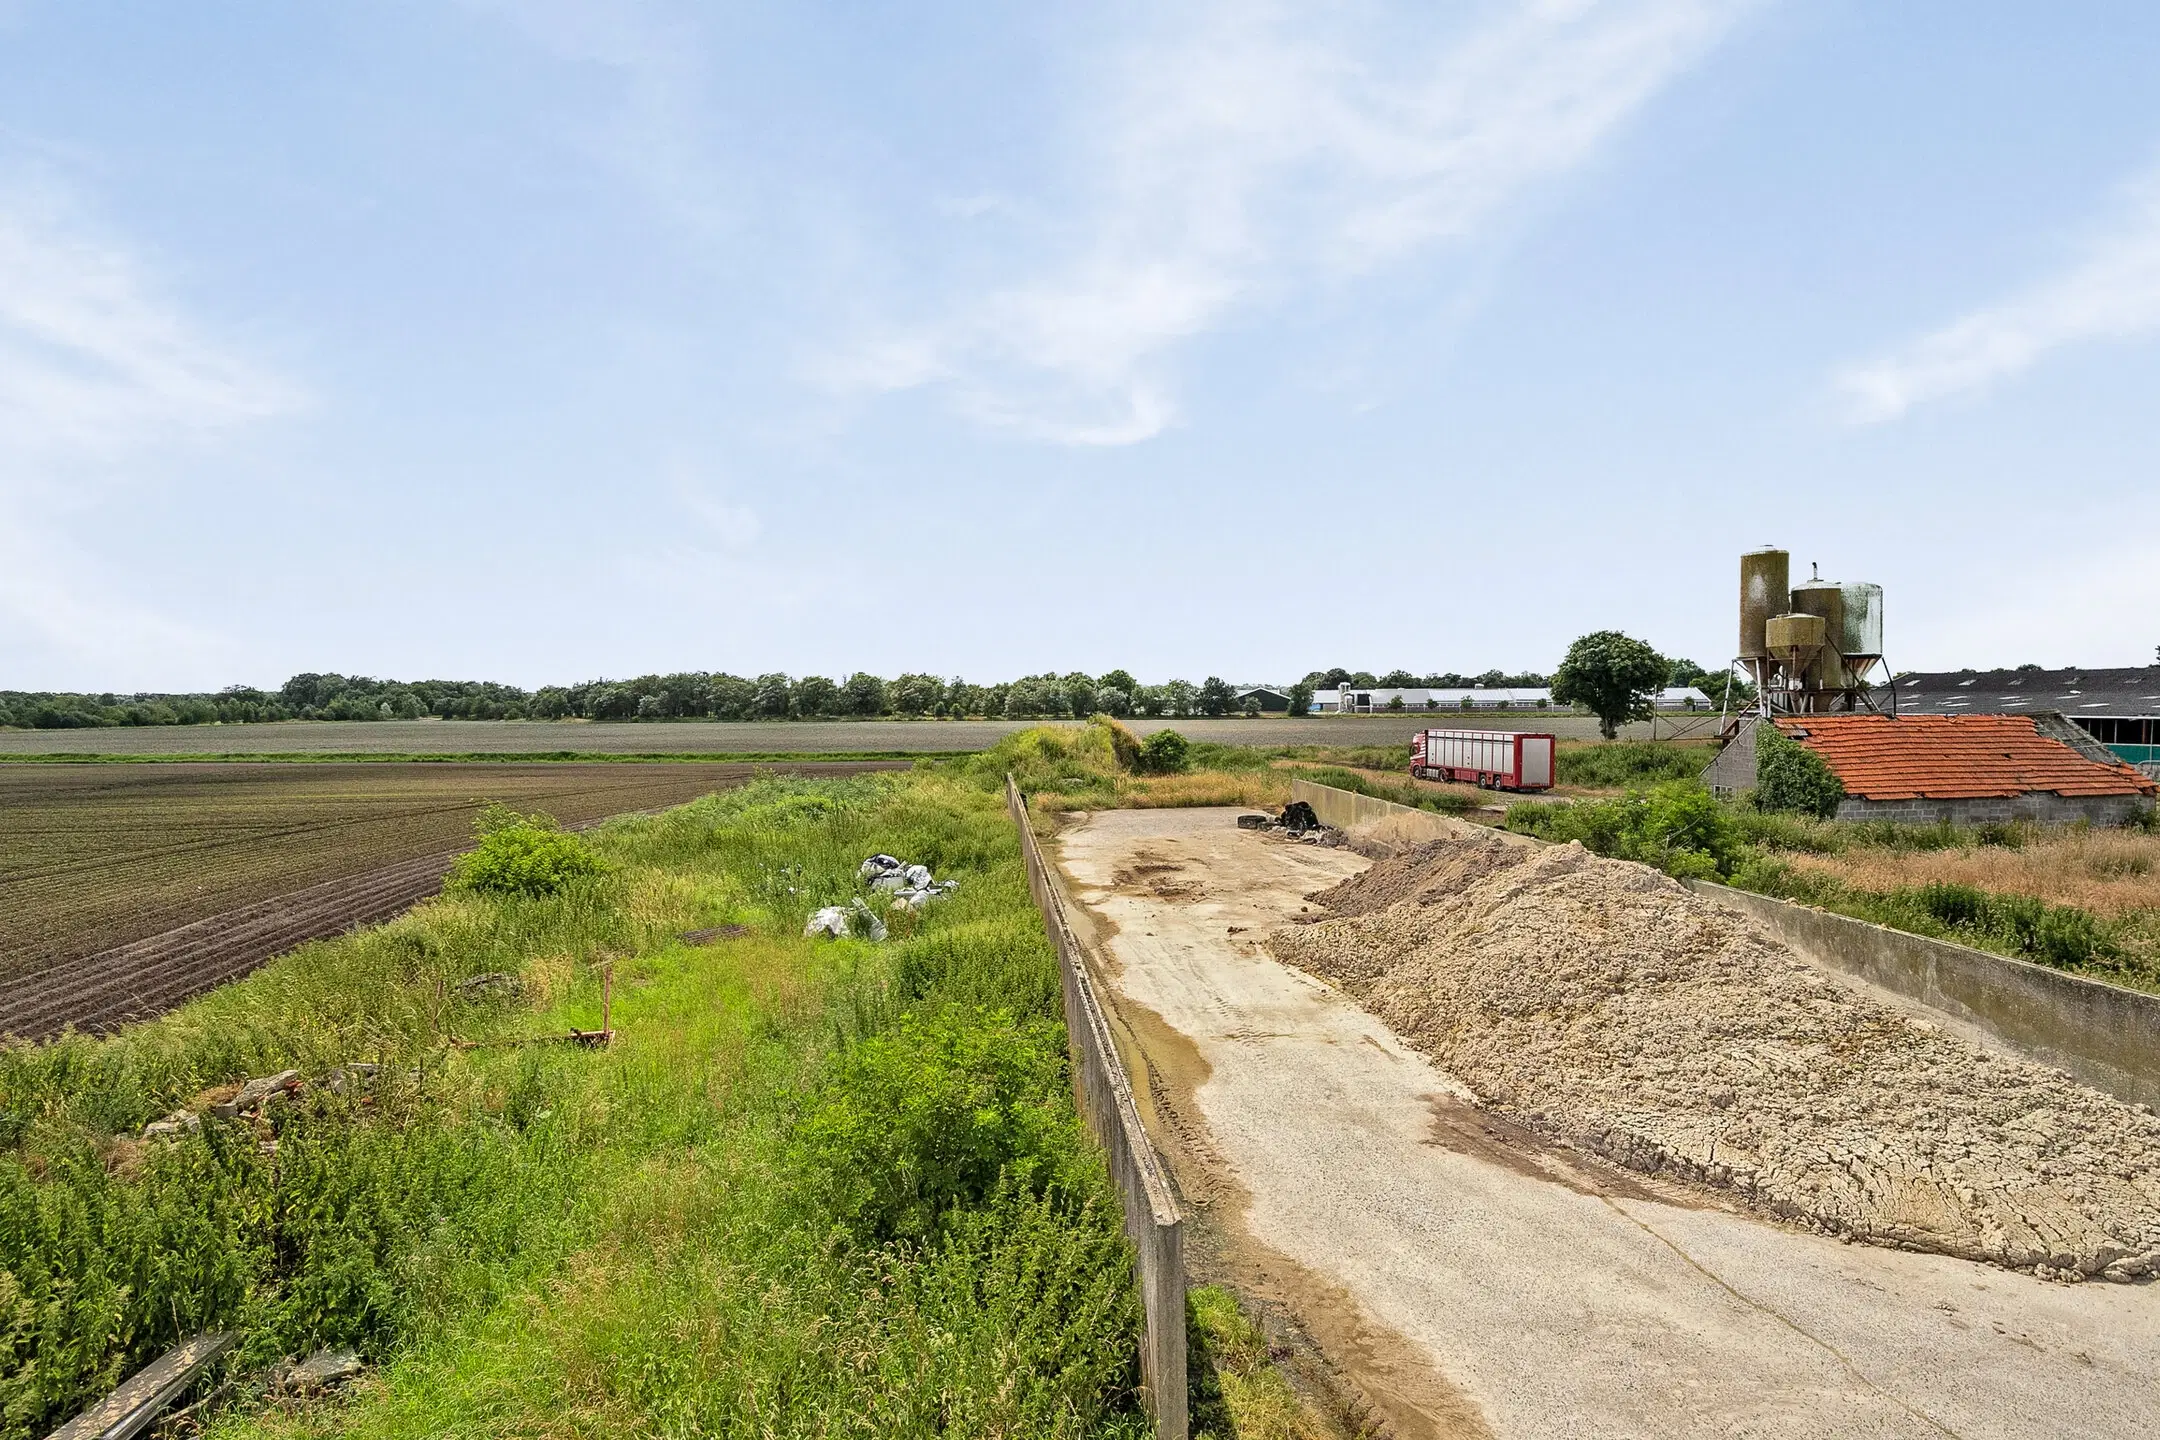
[1269,832,2160,1280]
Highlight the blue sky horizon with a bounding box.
[5,1,2159,693]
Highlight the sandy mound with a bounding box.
[1268,833,2160,1280]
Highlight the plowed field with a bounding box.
[0,762,897,1004]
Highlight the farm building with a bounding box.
[1234,686,1292,713]
[1314,686,1712,714]
[1883,666,2160,774]
[1702,712,2157,825]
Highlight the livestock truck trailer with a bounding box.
[1411,729,1556,791]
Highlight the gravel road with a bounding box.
[1056,807,2160,1440]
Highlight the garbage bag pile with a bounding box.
[803,854,960,941]
[1233,801,1343,846]
[804,900,888,942]
[856,853,960,912]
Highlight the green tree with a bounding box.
[1162,679,1196,717]
[1098,669,1138,694]
[1552,631,1670,740]
[1059,672,1098,719]
[890,673,941,716]
[792,675,840,718]
[752,673,793,719]
[1198,676,1234,717]
[1287,682,1313,717]
[841,671,887,717]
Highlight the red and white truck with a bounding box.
[1411,729,1556,791]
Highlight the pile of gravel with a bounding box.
[1268,833,2160,1281]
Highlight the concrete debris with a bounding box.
[454,971,523,1000]
[805,900,888,942]
[141,1110,201,1140]
[1269,831,2160,1279]
[213,1071,302,1119]
[275,1348,363,1394]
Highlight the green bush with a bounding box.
[1754,727,1845,818]
[1135,730,1191,775]
[1506,781,1742,879]
[790,1008,1077,1245]
[446,808,606,897]
[1555,741,1716,789]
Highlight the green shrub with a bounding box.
[790,1008,1077,1245]
[1555,741,1716,788]
[1507,781,1742,879]
[1135,730,1191,775]
[1755,727,1845,818]
[446,808,606,897]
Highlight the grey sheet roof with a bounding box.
[1879,667,2160,718]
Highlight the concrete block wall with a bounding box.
[1834,792,2152,827]
[1006,778,1187,1440]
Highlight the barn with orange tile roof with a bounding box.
[1702,712,2156,826]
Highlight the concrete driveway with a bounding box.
[1056,807,2160,1440]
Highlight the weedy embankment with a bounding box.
[2,773,1152,1440]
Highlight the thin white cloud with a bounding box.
[830,0,1752,445]
[1835,157,2160,424]
[0,181,296,473]
[0,173,297,681]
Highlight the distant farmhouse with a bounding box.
[1313,686,1712,714]
[1883,667,2160,773]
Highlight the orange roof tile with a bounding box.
[1772,714,2157,802]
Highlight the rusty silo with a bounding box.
[1738,547,1789,660]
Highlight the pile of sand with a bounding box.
[1268,833,2160,1280]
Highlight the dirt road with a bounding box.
[1057,807,2160,1439]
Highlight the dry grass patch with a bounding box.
[1121,770,1293,809]
[1783,828,2160,917]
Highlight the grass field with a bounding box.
[0,762,892,984]
[2,751,1325,1440]
[0,713,1712,758]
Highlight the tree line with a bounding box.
[0,648,1735,731]
[4,670,1249,729]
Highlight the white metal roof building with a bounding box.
[1313,687,1713,714]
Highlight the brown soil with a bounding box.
[1268,832,2160,1281]
[0,762,899,1039]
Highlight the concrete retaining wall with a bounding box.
[1293,777,2160,1109]
[1290,777,1473,844]
[1684,880,2160,1109]
[1006,778,1187,1439]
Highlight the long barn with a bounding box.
[1882,666,2160,773]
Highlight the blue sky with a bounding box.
[5,1,2159,692]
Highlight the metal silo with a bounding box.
[1788,577,1846,697]
[1837,582,1884,660]
[1738,548,1788,659]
